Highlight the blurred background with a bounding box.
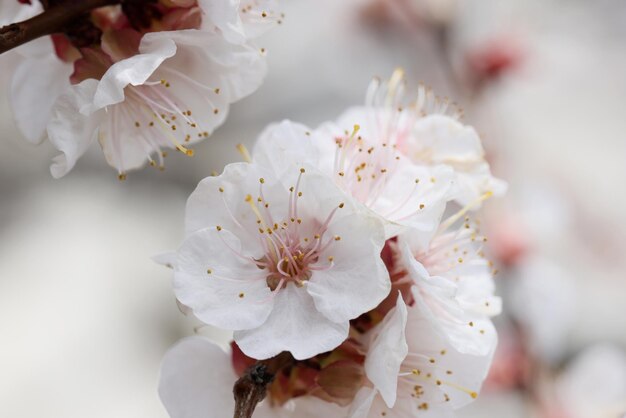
[1,0,625,417]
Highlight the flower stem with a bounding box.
[233,352,293,418]
[0,0,122,55]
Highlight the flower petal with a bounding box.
[158,337,237,418]
[234,284,349,360]
[253,120,319,178]
[47,79,102,178]
[364,293,408,408]
[174,227,274,330]
[199,0,281,43]
[307,211,390,323]
[9,40,73,144]
[185,162,271,250]
[90,34,178,111]
[144,29,267,104]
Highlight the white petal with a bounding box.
[47,80,102,178]
[234,284,349,360]
[282,396,346,418]
[307,208,390,323]
[198,0,246,43]
[364,294,408,408]
[158,337,237,418]
[454,165,508,206]
[174,227,273,330]
[146,29,267,103]
[364,393,456,418]
[185,162,271,249]
[406,114,507,206]
[253,120,319,177]
[198,0,280,43]
[410,114,485,163]
[9,40,73,144]
[90,34,178,111]
[372,163,455,239]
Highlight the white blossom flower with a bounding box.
[351,294,495,418]
[48,28,267,178]
[159,336,348,418]
[253,119,456,239]
[395,215,501,356]
[174,162,390,360]
[554,344,626,418]
[333,69,506,207]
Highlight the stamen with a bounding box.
[438,192,493,233]
[236,143,252,163]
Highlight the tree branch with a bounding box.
[233,352,293,418]
[0,0,121,55]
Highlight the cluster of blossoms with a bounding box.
[158,69,506,417]
[3,0,281,178]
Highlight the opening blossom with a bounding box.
[395,216,501,356]
[172,162,390,360]
[351,294,495,418]
[253,119,456,240]
[3,0,282,178]
[315,68,506,207]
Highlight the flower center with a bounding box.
[243,169,344,292]
[107,74,223,178]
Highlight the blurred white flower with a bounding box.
[173,162,390,360]
[351,294,495,417]
[159,336,348,418]
[555,345,626,418]
[0,1,73,144]
[253,119,456,239]
[48,28,267,178]
[509,256,577,364]
[3,0,280,178]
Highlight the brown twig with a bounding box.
[0,0,121,55]
[233,352,293,418]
